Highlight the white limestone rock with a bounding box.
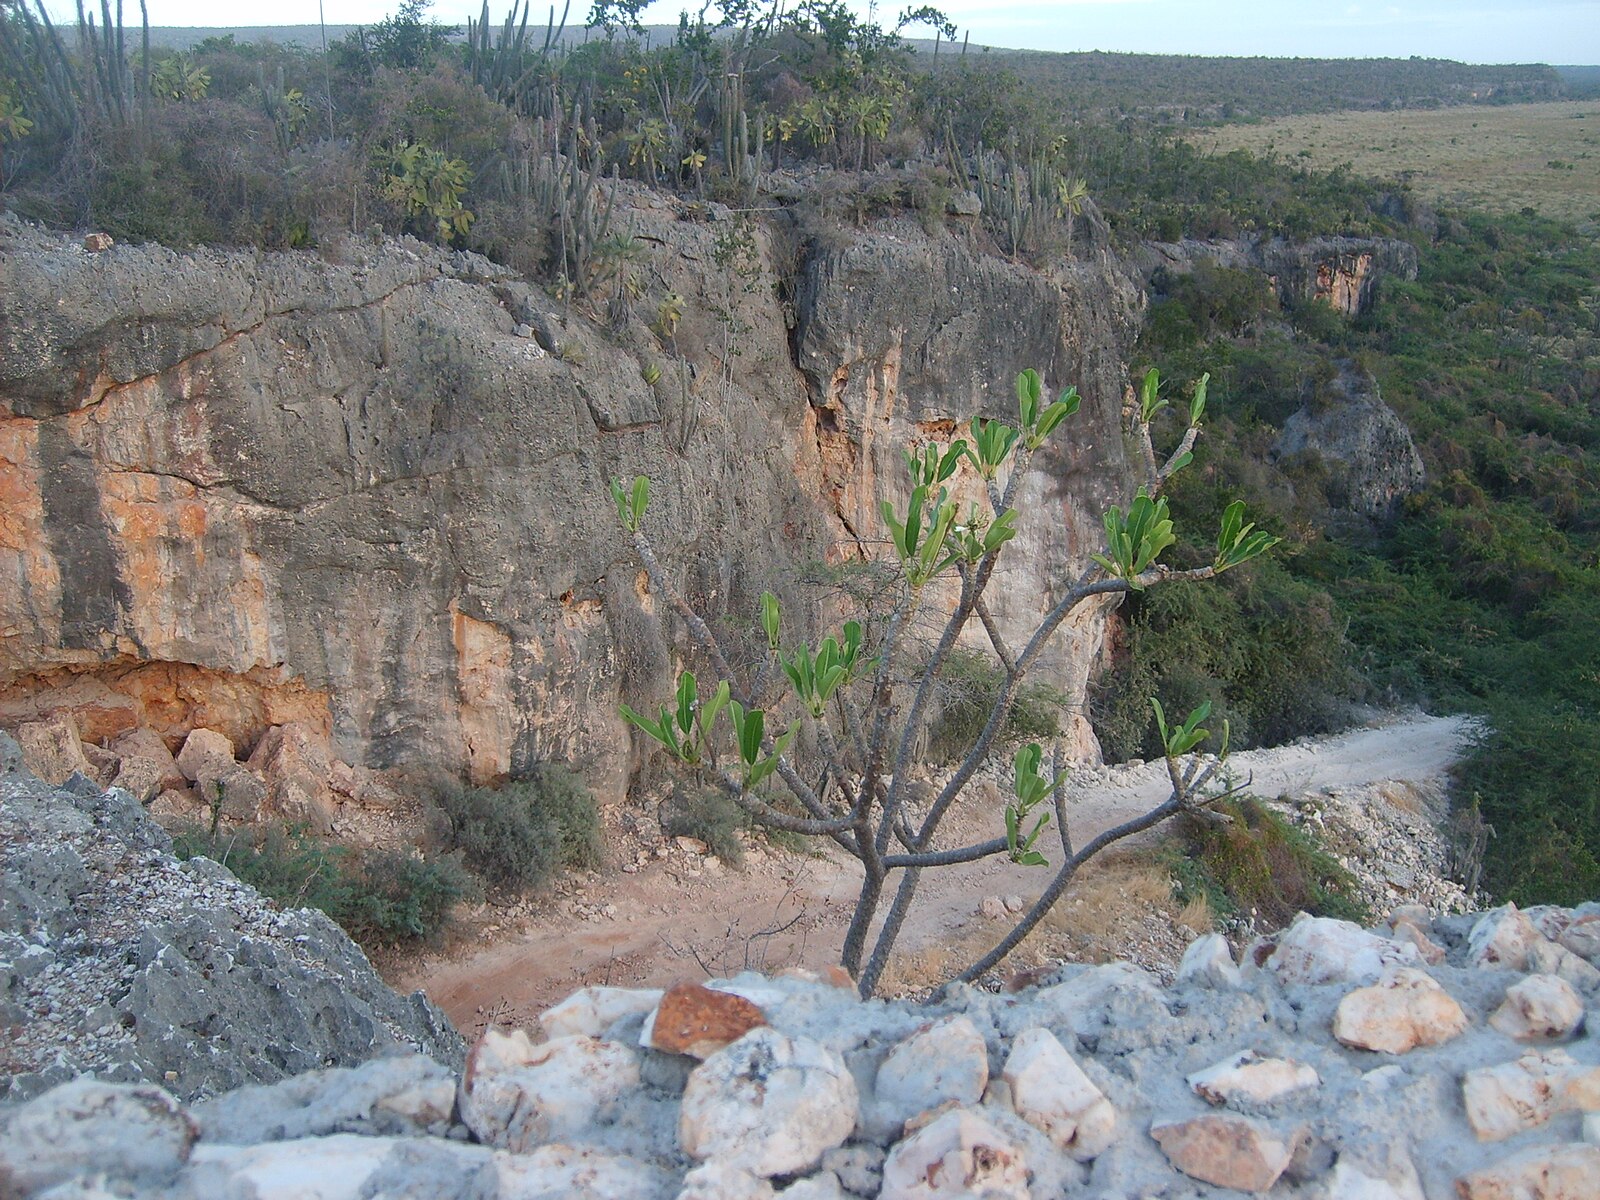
[1186,1050,1321,1107]
[1000,1026,1116,1160]
[1265,913,1420,986]
[1332,967,1470,1054]
[872,1015,989,1133]
[1454,1143,1600,1200]
[674,1161,776,1200]
[495,1144,673,1200]
[1327,1152,1427,1200]
[678,1027,858,1178]
[1462,1048,1600,1141]
[1527,936,1600,993]
[179,1135,495,1200]
[1556,912,1600,962]
[539,986,665,1040]
[1176,933,1243,989]
[0,1080,196,1196]
[879,1108,1030,1200]
[776,1173,848,1200]
[1467,903,1544,970]
[1489,973,1585,1040]
[460,1029,641,1151]
[1149,1113,1296,1193]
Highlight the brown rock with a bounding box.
[1388,918,1447,966]
[1332,967,1470,1054]
[176,727,237,782]
[81,742,120,785]
[14,715,95,785]
[1150,1113,1296,1192]
[193,763,269,822]
[82,232,115,252]
[149,788,202,823]
[645,982,768,1059]
[109,728,186,802]
[1455,1143,1600,1199]
[248,722,337,832]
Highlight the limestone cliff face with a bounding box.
[1136,234,1419,317]
[0,202,1139,798]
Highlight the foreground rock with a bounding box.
[0,753,462,1103]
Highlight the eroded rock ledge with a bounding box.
[4,768,1597,1200]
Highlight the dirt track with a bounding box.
[393,711,1474,1032]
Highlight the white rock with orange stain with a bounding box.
[878,1109,1030,1200]
[1187,1050,1321,1107]
[15,714,94,785]
[1467,904,1544,970]
[674,1162,776,1200]
[1454,1143,1600,1200]
[1489,974,1585,1040]
[1266,914,1421,986]
[1462,1048,1600,1141]
[1001,1027,1116,1160]
[872,1015,989,1134]
[460,1029,642,1152]
[1149,1113,1296,1193]
[678,1028,858,1178]
[0,1080,196,1196]
[1332,967,1470,1054]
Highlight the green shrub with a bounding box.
[170,824,472,947]
[926,648,1066,766]
[661,785,747,865]
[1174,796,1370,928]
[432,764,603,890]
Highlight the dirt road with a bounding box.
[393,711,1474,1032]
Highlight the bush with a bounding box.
[169,824,473,948]
[432,764,603,890]
[662,785,747,865]
[1174,796,1370,927]
[925,648,1066,766]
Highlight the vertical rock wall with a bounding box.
[0,202,1142,797]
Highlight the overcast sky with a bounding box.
[41,1,1600,64]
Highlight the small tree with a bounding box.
[614,367,1277,996]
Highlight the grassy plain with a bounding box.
[1186,101,1600,225]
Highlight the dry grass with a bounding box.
[1184,101,1600,225]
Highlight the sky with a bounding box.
[37,0,1600,64]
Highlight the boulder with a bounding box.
[460,1028,641,1151]
[175,727,237,781]
[1149,1113,1296,1193]
[110,728,186,792]
[1527,936,1600,993]
[0,1079,197,1196]
[1489,973,1585,1040]
[1467,904,1543,970]
[13,714,94,786]
[1386,917,1447,966]
[675,1162,776,1200]
[1187,1050,1321,1107]
[1332,967,1470,1054]
[678,1028,858,1177]
[879,1108,1030,1200]
[1454,1143,1600,1200]
[1327,1152,1427,1200]
[643,981,768,1059]
[540,986,663,1040]
[1265,914,1420,986]
[247,722,338,832]
[1556,913,1600,962]
[1176,932,1243,989]
[178,1135,501,1200]
[873,1015,989,1133]
[1001,1026,1116,1160]
[1462,1048,1600,1141]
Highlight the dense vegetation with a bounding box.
[6,1,1600,911]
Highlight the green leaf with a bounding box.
[676,671,698,737]
[761,591,781,652]
[609,475,650,532]
[1167,450,1194,475]
[700,680,731,739]
[1139,367,1167,424]
[1189,372,1210,426]
[1214,500,1282,573]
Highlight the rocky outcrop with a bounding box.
[1136,234,1419,317]
[6,899,1600,1199]
[0,742,462,1103]
[0,201,1138,796]
[1275,362,1426,520]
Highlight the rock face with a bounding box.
[1136,234,1419,318]
[0,754,462,1103]
[9,896,1600,1199]
[0,208,1138,795]
[1274,362,1426,520]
